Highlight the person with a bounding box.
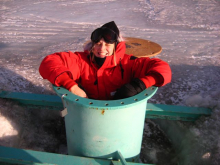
[39,21,171,100]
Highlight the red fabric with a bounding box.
[55,72,77,91]
[39,42,171,100]
[140,72,164,88]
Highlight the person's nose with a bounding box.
[100,43,106,51]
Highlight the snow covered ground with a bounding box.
[0,0,220,164]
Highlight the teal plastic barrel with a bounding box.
[53,86,157,162]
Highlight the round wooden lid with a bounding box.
[124,37,162,57]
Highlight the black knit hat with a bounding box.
[101,21,119,36]
[91,21,119,44]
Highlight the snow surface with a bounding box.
[0,0,220,164]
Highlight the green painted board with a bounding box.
[0,90,212,121]
[0,91,63,109]
[146,103,211,121]
[0,146,152,165]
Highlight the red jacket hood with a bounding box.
[109,41,126,65]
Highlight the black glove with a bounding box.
[113,78,146,100]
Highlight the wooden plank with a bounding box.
[0,91,212,121]
[0,146,149,165]
[0,91,63,109]
[146,103,211,121]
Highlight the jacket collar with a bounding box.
[99,41,126,69]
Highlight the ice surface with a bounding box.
[0,0,220,164]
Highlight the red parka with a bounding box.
[39,41,171,100]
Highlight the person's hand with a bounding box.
[70,84,88,98]
[113,78,146,100]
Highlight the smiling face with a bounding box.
[92,38,115,58]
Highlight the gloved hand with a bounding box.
[113,78,146,100]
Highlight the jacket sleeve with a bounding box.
[39,51,81,86]
[131,57,172,88]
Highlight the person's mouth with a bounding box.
[98,52,107,56]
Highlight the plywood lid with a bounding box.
[124,37,162,57]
